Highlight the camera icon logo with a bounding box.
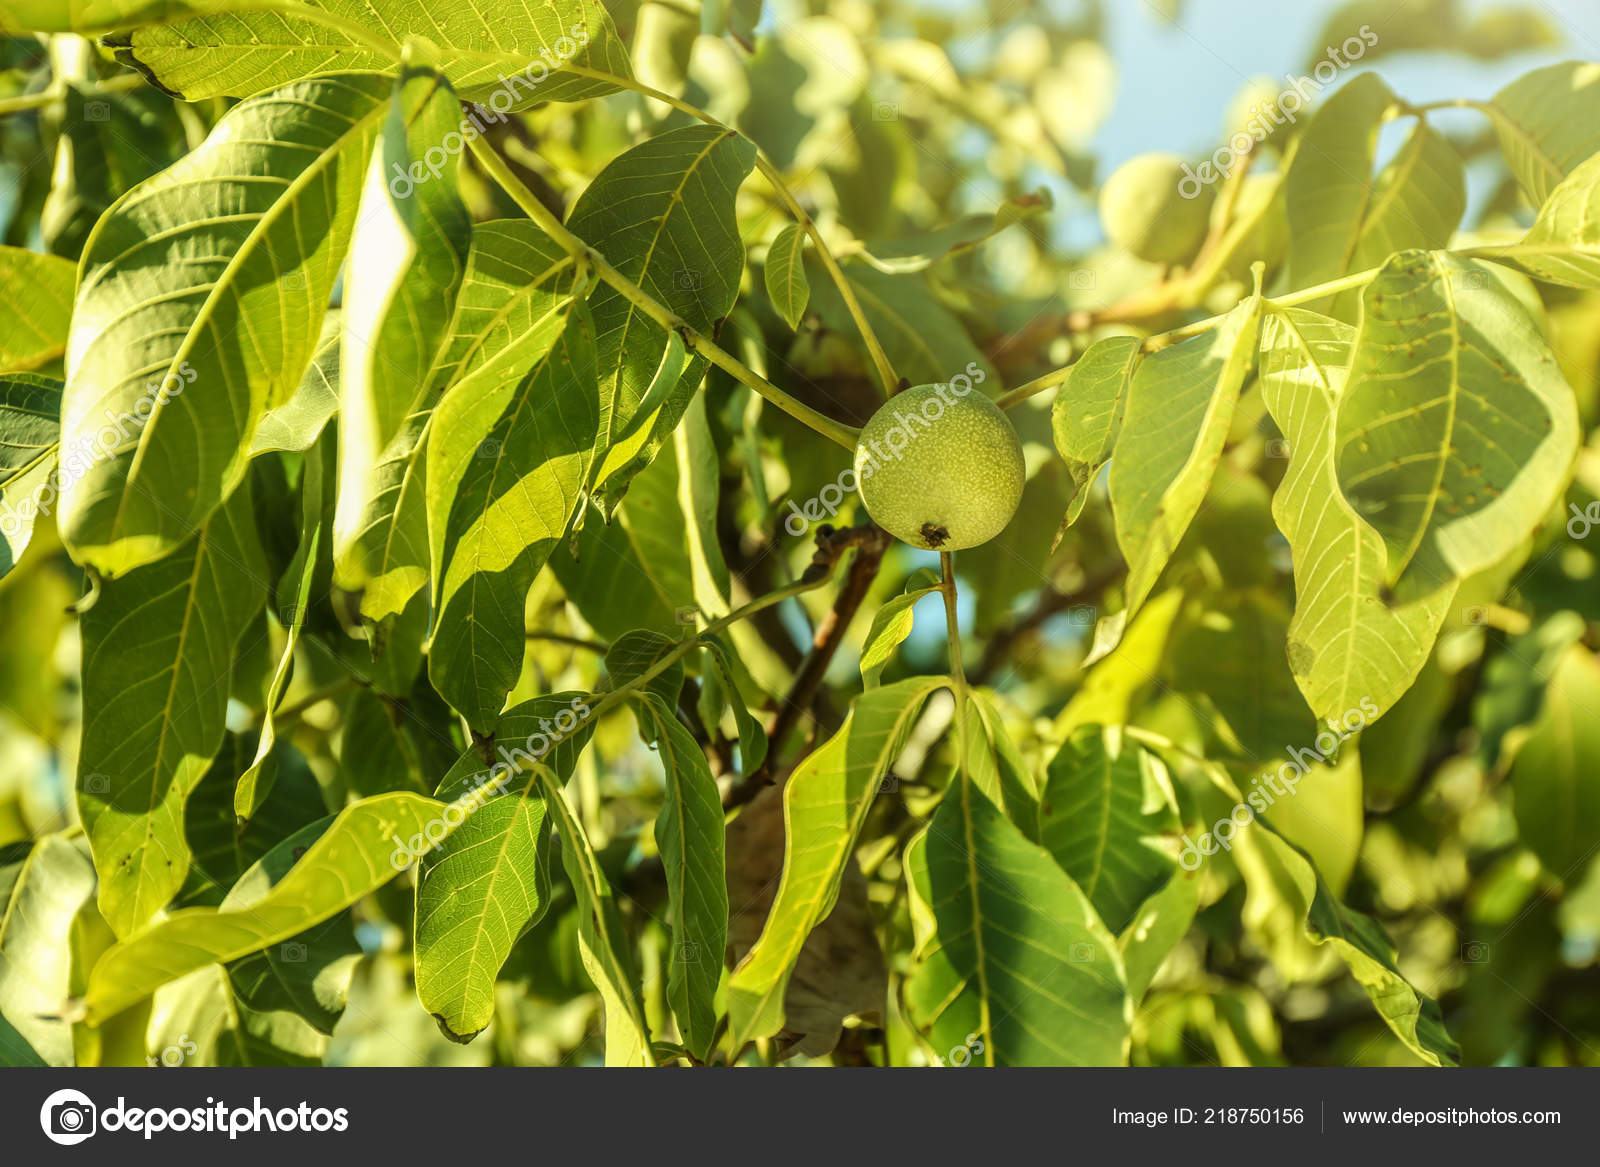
[40,1088,97,1145]
[280,941,308,963]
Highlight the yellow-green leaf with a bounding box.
[1333,251,1578,601]
[1258,306,1454,720]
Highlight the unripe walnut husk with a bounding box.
[1099,152,1213,265]
[853,384,1025,551]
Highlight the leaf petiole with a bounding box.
[562,64,901,397]
[465,133,860,450]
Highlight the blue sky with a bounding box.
[1096,0,1600,168]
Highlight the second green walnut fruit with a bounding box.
[1099,152,1213,265]
[853,383,1025,551]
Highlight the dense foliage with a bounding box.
[1,0,1598,1068]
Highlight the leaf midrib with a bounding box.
[599,129,727,441]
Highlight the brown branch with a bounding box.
[524,631,608,653]
[723,523,892,811]
[969,560,1126,687]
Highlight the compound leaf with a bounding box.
[1039,725,1179,934]
[1109,294,1262,622]
[637,694,727,1061]
[78,484,266,937]
[1258,306,1454,721]
[568,124,756,509]
[0,373,63,580]
[83,792,448,1023]
[764,223,809,330]
[415,693,597,1041]
[0,247,75,373]
[98,0,633,105]
[904,776,1130,1066]
[1333,251,1578,600]
[60,72,389,575]
[728,675,945,1048]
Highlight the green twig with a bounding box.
[466,132,860,450]
[993,366,1075,411]
[940,550,967,697]
[564,64,900,397]
[996,261,1396,410]
[525,632,609,653]
[0,71,145,117]
[260,677,360,727]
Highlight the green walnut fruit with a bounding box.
[1098,152,1213,265]
[853,383,1025,551]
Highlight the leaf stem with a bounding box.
[997,262,1391,410]
[564,65,901,397]
[939,551,967,695]
[940,551,973,800]
[993,366,1074,411]
[466,133,860,450]
[524,632,609,653]
[0,71,145,117]
[261,677,360,727]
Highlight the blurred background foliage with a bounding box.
[3,0,1599,1066]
